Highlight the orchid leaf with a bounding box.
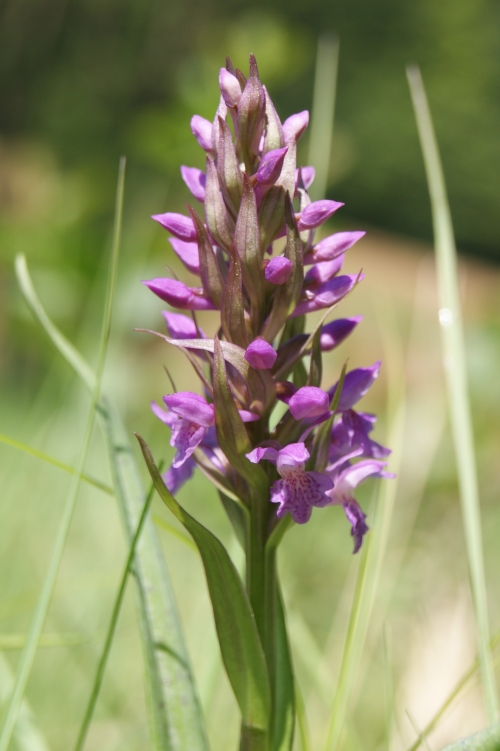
[235,173,266,321]
[189,206,224,309]
[205,156,233,251]
[272,587,295,751]
[217,117,243,215]
[307,328,322,388]
[439,723,500,751]
[136,434,271,733]
[221,244,249,348]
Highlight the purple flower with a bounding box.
[330,410,390,462]
[329,362,381,411]
[304,257,344,288]
[326,460,394,552]
[247,442,333,524]
[255,147,288,186]
[162,311,200,339]
[245,338,277,370]
[297,200,344,231]
[283,111,309,144]
[168,238,200,275]
[180,166,206,203]
[152,212,197,242]
[191,115,213,152]
[304,231,366,264]
[143,278,217,311]
[295,166,315,193]
[219,68,242,108]
[320,317,362,352]
[265,256,292,284]
[289,386,330,420]
[292,274,360,318]
[162,392,215,467]
[163,459,195,495]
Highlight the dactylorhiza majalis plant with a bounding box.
[137,54,394,750]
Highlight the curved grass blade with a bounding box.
[137,434,271,734]
[14,194,208,748]
[0,433,112,495]
[0,157,126,751]
[0,652,50,751]
[439,723,500,751]
[272,587,295,751]
[74,470,160,751]
[407,65,498,722]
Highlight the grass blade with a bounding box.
[74,470,160,751]
[0,157,126,751]
[407,65,499,722]
[308,33,339,202]
[0,433,112,495]
[0,653,50,751]
[15,219,208,747]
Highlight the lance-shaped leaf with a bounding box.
[188,205,224,309]
[439,723,500,751]
[263,86,284,154]
[261,194,304,342]
[217,117,243,216]
[235,174,266,316]
[205,156,233,251]
[238,54,265,172]
[213,336,268,491]
[140,332,276,411]
[307,328,322,388]
[137,435,271,734]
[221,245,249,348]
[272,334,308,381]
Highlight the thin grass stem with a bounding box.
[0,432,113,495]
[73,469,161,751]
[407,65,498,722]
[0,157,126,750]
[308,34,339,202]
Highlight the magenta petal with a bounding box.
[265,256,292,285]
[289,387,330,420]
[304,257,344,286]
[270,469,333,524]
[245,338,278,370]
[238,410,261,422]
[143,278,216,310]
[180,166,206,202]
[191,115,213,152]
[162,311,199,339]
[256,147,288,185]
[152,212,197,241]
[297,200,344,231]
[294,166,315,192]
[219,68,242,108]
[246,446,279,464]
[343,499,369,554]
[277,442,309,468]
[291,274,360,317]
[168,238,200,274]
[151,400,178,427]
[332,362,381,411]
[307,231,366,262]
[283,110,309,144]
[163,459,195,494]
[171,422,207,467]
[320,317,362,352]
[164,392,215,427]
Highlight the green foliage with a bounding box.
[440,723,500,751]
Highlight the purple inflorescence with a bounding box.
[143,54,392,553]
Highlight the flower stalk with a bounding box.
[140,54,393,749]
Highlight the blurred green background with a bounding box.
[1,1,500,750]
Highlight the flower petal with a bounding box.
[264,256,292,285]
[164,392,215,427]
[180,166,206,202]
[152,212,197,241]
[244,338,278,369]
[288,386,330,420]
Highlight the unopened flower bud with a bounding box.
[180,166,206,202]
[152,212,197,241]
[283,111,309,144]
[190,115,213,152]
[289,386,330,420]
[296,200,344,231]
[219,68,242,108]
[245,337,277,370]
[265,256,292,285]
[256,147,288,186]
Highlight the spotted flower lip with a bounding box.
[289,386,330,420]
[296,200,344,231]
[152,212,198,241]
[245,338,277,370]
[181,166,206,203]
[246,442,333,524]
[190,114,213,152]
[265,256,292,284]
[168,238,200,275]
[142,278,217,310]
